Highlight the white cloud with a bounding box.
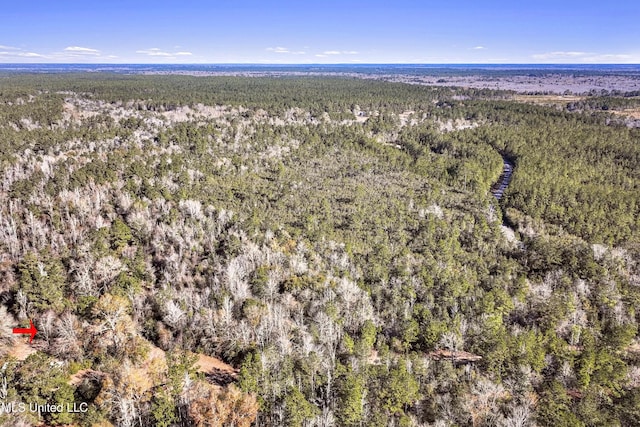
[17,52,45,58]
[532,51,638,63]
[580,53,637,63]
[48,48,105,61]
[585,54,631,60]
[0,45,122,62]
[472,46,486,50]
[0,51,45,58]
[64,46,100,55]
[322,50,359,55]
[266,47,305,54]
[134,48,196,60]
[136,48,172,56]
[0,45,47,59]
[532,51,589,60]
[267,46,289,53]
[315,54,328,58]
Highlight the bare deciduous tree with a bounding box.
[0,306,16,353]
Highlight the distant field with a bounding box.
[511,94,586,106]
[611,106,640,119]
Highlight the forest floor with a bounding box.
[7,340,37,361]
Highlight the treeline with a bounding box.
[567,96,640,112]
[2,74,450,114]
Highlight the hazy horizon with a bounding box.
[1,63,638,68]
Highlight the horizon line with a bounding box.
[1,62,639,66]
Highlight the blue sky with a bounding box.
[1,0,638,64]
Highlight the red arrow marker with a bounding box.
[13,319,38,343]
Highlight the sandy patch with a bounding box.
[196,353,237,375]
[398,110,415,126]
[610,108,640,119]
[512,94,585,106]
[69,368,105,386]
[67,345,237,390]
[500,225,518,244]
[7,340,37,361]
[438,118,479,132]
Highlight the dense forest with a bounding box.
[0,74,639,426]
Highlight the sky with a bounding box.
[1,0,638,64]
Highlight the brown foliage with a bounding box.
[187,381,258,427]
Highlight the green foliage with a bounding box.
[250,265,271,298]
[281,274,325,293]
[614,388,640,427]
[15,353,77,425]
[166,350,199,400]
[468,108,640,245]
[69,159,118,189]
[110,218,134,250]
[151,390,178,427]
[18,252,68,312]
[283,388,318,427]
[237,351,262,395]
[1,73,639,427]
[336,365,365,426]
[369,361,420,420]
[536,381,585,427]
